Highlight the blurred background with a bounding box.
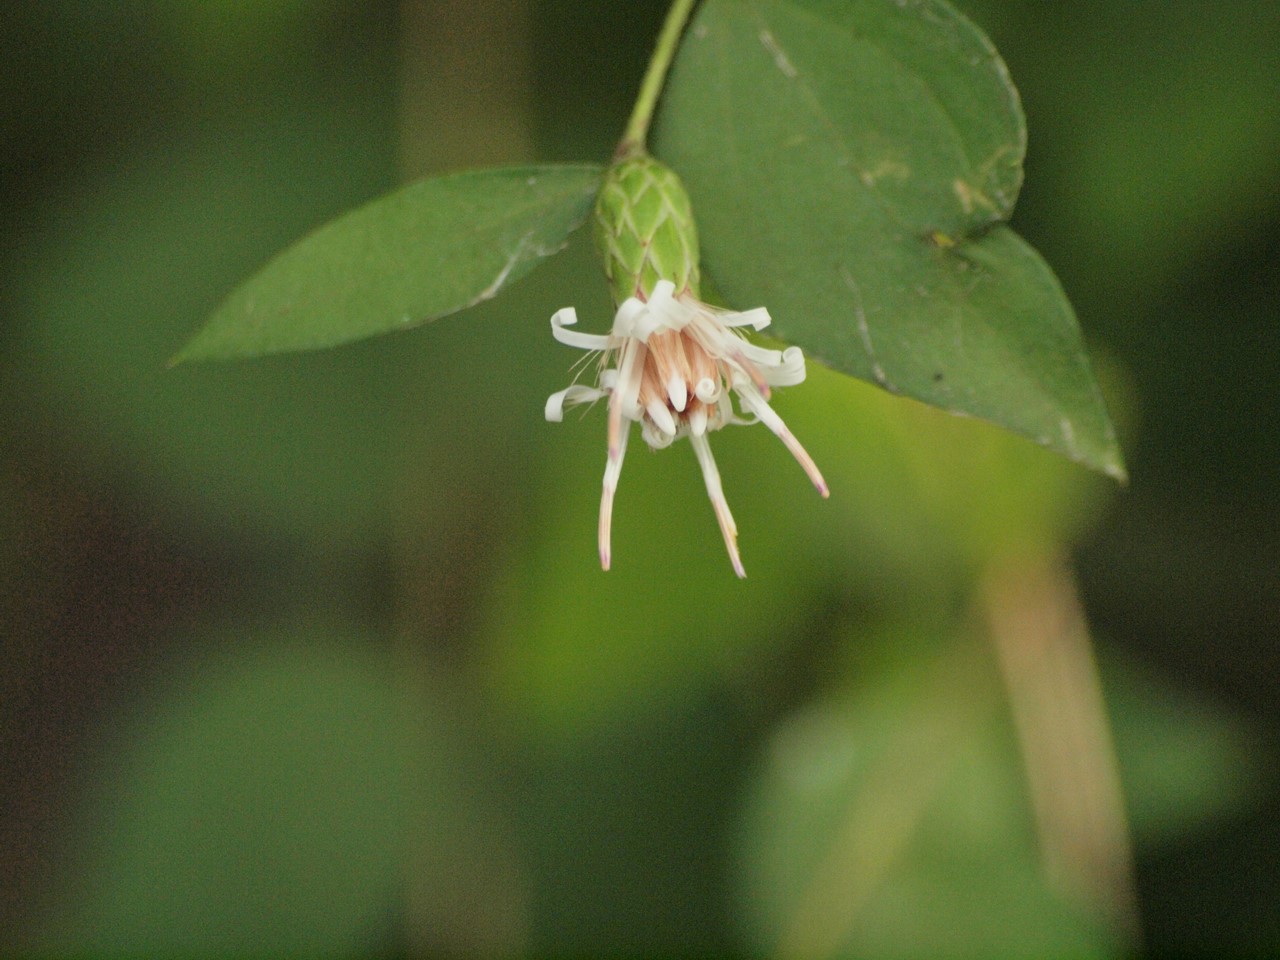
[1,1,1276,955]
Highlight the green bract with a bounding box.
[593,154,701,305]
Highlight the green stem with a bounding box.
[617,0,700,159]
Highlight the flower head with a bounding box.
[545,152,826,577]
[546,278,827,577]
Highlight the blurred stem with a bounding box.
[617,0,699,159]
[982,551,1140,944]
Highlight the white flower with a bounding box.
[545,279,828,577]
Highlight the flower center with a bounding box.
[635,327,724,438]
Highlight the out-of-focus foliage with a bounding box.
[34,627,523,956]
[736,630,1114,960]
[2,1,1277,957]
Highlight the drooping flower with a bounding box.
[545,153,826,577]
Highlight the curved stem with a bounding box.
[617,0,700,159]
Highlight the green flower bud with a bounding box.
[593,153,700,306]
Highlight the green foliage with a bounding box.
[655,0,1123,478]
[1102,652,1266,843]
[12,111,428,541]
[176,165,602,361]
[735,633,1113,959]
[36,629,517,955]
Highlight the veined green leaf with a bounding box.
[176,164,602,361]
[655,0,1124,478]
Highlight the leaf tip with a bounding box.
[1102,452,1129,486]
[168,329,220,367]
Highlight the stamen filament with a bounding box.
[691,433,745,578]
[599,426,630,570]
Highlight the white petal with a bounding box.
[550,307,611,350]
[646,398,677,437]
[688,405,708,437]
[609,339,647,460]
[545,384,605,422]
[638,280,695,338]
[648,279,678,306]
[632,302,666,341]
[612,296,647,338]
[721,306,772,330]
[667,375,688,412]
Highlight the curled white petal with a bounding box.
[737,340,785,368]
[760,346,808,387]
[551,308,611,351]
[641,420,677,449]
[720,306,772,331]
[612,296,647,338]
[545,384,606,422]
[647,279,678,311]
[635,280,697,339]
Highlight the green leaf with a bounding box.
[655,0,1124,478]
[175,163,602,361]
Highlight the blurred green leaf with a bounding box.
[655,0,1123,479]
[1101,652,1269,844]
[989,1,1280,307]
[176,164,602,361]
[735,630,1116,959]
[11,106,404,540]
[37,627,523,956]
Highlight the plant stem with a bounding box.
[617,0,700,159]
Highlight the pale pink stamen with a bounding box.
[598,427,629,570]
[690,433,745,578]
